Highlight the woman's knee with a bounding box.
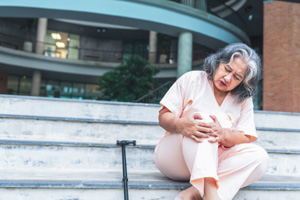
[243,143,269,173]
[255,145,269,173]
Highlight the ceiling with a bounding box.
[208,0,263,37]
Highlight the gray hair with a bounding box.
[203,43,261,103]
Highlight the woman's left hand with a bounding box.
[207,115,226,144]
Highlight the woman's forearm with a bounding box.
[158,107,212,143]
[221,129,255,148]
[158,109,181,133]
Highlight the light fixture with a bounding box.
[248,15,253,21]
[56,42,65,48]
[51,33,62,40]
[97,28,106,33]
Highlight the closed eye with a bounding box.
[234,75,240,81]
[224,65,231,72]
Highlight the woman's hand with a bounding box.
[208,115,255,147]
[207,115,226,144]
[177,113,214,143]
[159,108,215,143]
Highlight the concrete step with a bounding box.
[0,95,160,122]
[0,114,164,145]
[1,114,299,148]
[256,127,300,148]
[1,95,300,129]
[0,140,157,172]
[1,139,299,176]
[254,110,300,129]
[0,170,299,200]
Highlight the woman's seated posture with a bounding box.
[154,43,269,200]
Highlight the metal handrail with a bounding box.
[0,41,19,49]
[134,81,173,103]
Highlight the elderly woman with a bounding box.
[154,43,269,200]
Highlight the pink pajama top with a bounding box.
[160,71,257,140]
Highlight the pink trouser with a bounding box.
[154,133,269,200]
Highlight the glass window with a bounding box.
[85,83,102,100]
[56,32,68,59]
[7,75,19,95]
[72,83,84,99]
[60,81,72,99]
[45,30,58,57]
[67,34,80,60]
[134,42,148,59]
[123,40,148,61]
[19,76,31,96]
[6,75,106,101]
[40,80,46,97]
[45,30,68,59]
[45,80,60,98]
[123,42,133,60]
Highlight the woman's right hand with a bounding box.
[158,107,214,143]
[177,113,214,143]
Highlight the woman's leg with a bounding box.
[180,140,269,200]
[174,186,202,200]
[216,143,269,200]
[154,133,190,181]
[155,133,203,200]
[182,136,220,199]
[154,125,269,199]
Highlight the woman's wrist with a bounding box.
[175,118,183,134]
[219,129,233,147]
[220,129,251,147]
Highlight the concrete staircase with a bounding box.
[0,95,299,200]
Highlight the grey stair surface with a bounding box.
[0,95,300,199]
[1,114,300,148]
[0,170,299,200]
[0,139,299,176]
[0,114,163,145]
[1,95,300,129]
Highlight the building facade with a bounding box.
[0,0,267,109]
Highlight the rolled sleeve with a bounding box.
[160,72,194,118]
[160,79,185,117]
[235,98,257,139]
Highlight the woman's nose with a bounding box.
[224,73,232,82]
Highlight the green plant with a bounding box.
[98,55,160,102]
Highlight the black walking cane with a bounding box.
[116,140,136,200]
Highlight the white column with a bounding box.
[149,31,157,64]
[31,70,41,96]
[35,18,48,55]
[177,32,193,78]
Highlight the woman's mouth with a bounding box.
[220,80,227,86]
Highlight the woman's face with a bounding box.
[213,57,248,94]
